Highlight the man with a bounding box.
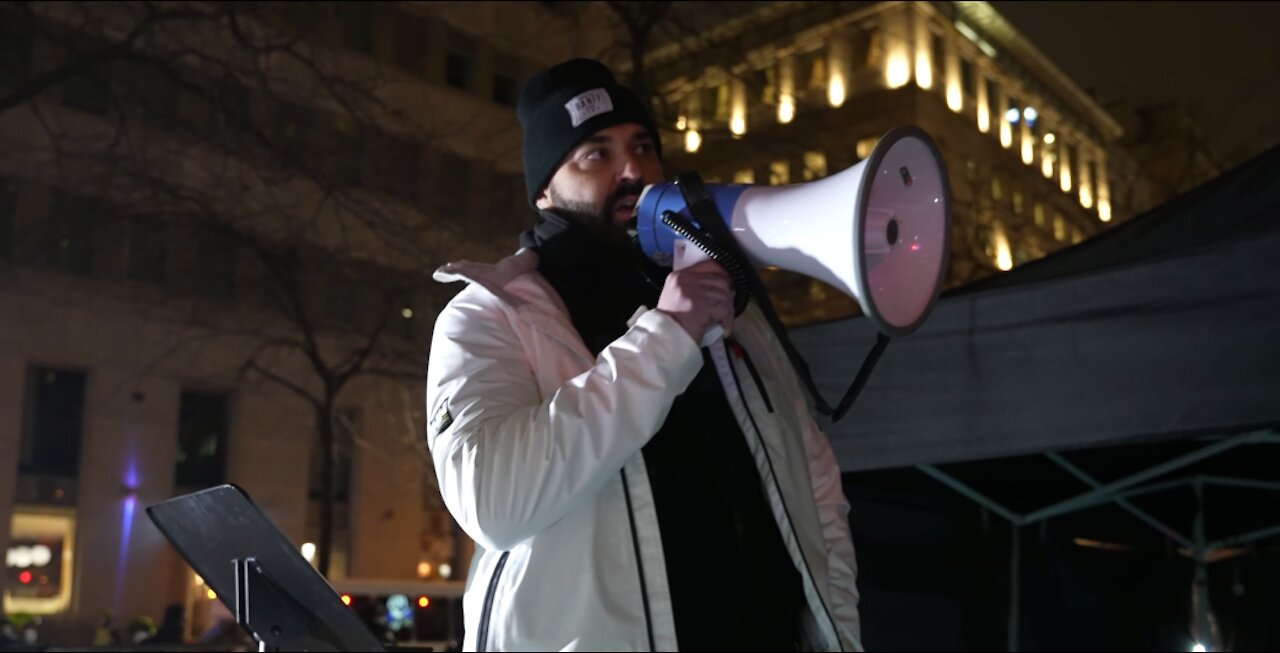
[426,59,861,652]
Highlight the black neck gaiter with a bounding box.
[520,211,663,355]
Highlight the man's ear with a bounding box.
[534,188,552,210]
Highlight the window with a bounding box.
[768,160,790,186]
[126,219,166,284]
[310,409,357,502]
[341,2,374,53]
[796,48,825,91]
[191,230,235,301]
[0,14,32,90]
[1034,202,1046,228]
[851,28,874,70]
[277,3,319,39]
[319,114,363,187]
[733,168,755,184]
[0,181,14,258]
[931,33,945,75]
[394,16,428,73]
[1053,213,1066,241]
[488,173,521,230]
[365,133,422,200]
[802,151,827,181]
[1012,190,1024,214]
[175,391,230,489]
[325,268,361,329]
[445,31,474,91]
[855,137,879,160]
[751,67,773,105]
[388,293,416,340]
[61,72,110,115]
[705,84,730,122]
[20,367,86,479]
[276,101,312,153]
[135,64,180,127]
[990,176,1003,201]
[436,152,470,216]
[960,58,975,98]
[206,83,249,138]
[493,71,520,107]
[44,194,96,276]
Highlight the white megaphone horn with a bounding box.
[633,126,951,338]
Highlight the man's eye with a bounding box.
[636,143,654,155]
[583,148,606,161]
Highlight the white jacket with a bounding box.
[426,249,862,652]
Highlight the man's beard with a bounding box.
[547,181,646,256]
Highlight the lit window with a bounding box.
[802,151,827,180]
[768,160,790,186]
[1053,214,1066,242]
[855,137,879,160]
[1034,203,1046,227]
[733,169,755,184]
[990,176,1002,201]
[993,224,1013,271]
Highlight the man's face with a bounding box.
[535,123,662,249]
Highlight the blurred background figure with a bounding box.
[144,603,185,645]
[91,610,119,646]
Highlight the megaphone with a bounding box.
[633,126,951,337]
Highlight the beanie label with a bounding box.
[564,88,613,128]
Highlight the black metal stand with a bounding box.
[233,556,344,652]
[146,485,387,652]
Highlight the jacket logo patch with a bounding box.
[431,399,454,436]
[564,88,613,127]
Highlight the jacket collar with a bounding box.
[434,249,595,364]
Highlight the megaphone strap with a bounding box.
[671,172,892,423]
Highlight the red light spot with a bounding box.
[910,243,921,252]
[18,571,32,584]
[418,596,430,608]
[340,594,352,606]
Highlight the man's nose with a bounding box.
[619,151,645,182]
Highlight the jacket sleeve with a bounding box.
[425,289,703,552]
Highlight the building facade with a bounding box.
[634,1,1141,325]
[0,1,613,643]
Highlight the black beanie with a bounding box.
[518,58,663,207]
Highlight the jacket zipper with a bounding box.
[720,341,846,651]
[621,470,657,651]
[728,338,774,413]
[476,550,510,652]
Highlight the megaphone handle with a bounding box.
[673,239,724,348]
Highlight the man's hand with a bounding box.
[656,259,735,344]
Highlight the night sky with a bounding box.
[989,1,1280,167]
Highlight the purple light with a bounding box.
[114,458,139,612]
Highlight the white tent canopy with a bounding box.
[796,146,1280,472]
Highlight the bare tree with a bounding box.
[0,1,505,576]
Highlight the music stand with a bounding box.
[146,484,387,652]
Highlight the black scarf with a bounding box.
[519,211,663,355]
